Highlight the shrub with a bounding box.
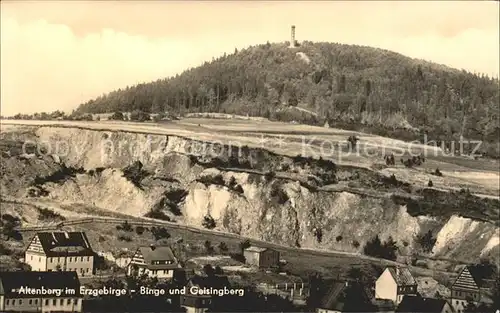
[109,112,124,121]
[336,235,343,242]
[202,214,216,229]
[363,235,398,261]
[433,168,443,177]
[416,230,437,253]
[117,234,132,242]
[135,226,145,235]
[204,240,214,255]
[129,110,150,122]
[218,242,228,254]
[122,161,149,188]
[197,174,225,187]
[239,239,251,253]
[427,179,433,187]
[37,208,65,221]
[145,210,171,221]
[117,221,133,232]
[352,240,360,248]
[264,171,276,182]
[151,227,170,240]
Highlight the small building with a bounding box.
[181,275,230,313]
[450,265,488,313]
[24,231,95,277]
[375,266,417,305]
[396,295,453,313]
[316,281,374,313]
[127,245,181,279]
[243,246,280,268]
[0,271,83,312]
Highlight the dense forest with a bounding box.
[41,42,500,157]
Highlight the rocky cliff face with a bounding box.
[1,126,498,267]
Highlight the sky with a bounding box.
[1,1,499,116]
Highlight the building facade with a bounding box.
[180,275,230,313]
[375,267,417,305]
[127,245,181,279]
[243,246,280,268]
[0,271,83,312]
[25,231,95,277]
[450,266,483,313]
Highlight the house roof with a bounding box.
[452,265,485,291]
[0,271,81,298]
[35,232,94,257]
[387,267,416,286]
[318,281,372,311]
[137,246,179,270]
[396,295,448,313]
[318,281,347,311]
[244,246,267,253]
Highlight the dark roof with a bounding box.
[387,267,416,286]
[0,271,81,298]
[137,246,180,270]
[318,281,347,311]
[396,295,448,313]
[36,232,94,257]
[452,266,482,291]
[466,265,490,288]
[318,281,372,311]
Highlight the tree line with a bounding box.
[9,41,500,157]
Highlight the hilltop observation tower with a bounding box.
[289,25,297,48]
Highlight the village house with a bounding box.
[24,231,95,277]
[316,280,374,313]
[396,295,453,313]
[127,245,181,279]
[450,265,491,313]
[180,274,230,313]
[0,271,83,312]
[375,266,417,305]
[243,246,280,268]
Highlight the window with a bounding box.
[31,255,33,260]
[5,300,9,305]
[49,257,52,263]
[29,300,33,305]
[34,299,38,304]
[60,299,64,305]
[39,257,41,262]
[53,299,57,305]
[67,299,71,304]
[19,300,23,305]
[45,300,49,305]
[86,268,90,273]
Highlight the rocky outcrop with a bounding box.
[1,125,498,267]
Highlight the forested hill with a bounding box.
[75,41,500,156]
